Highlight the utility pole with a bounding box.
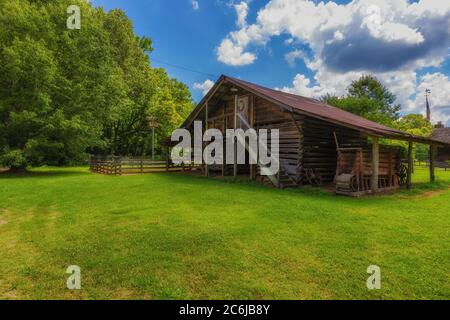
[425,88,431,122]
[148,116,159,161]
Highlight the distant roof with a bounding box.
[431,128,450,144]
[184,75,448,145]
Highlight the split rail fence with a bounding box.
[89,156,192,175]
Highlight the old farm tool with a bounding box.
[304,168,323,186]
[334,132,364,194]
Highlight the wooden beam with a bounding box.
[207,112,234,122]
[233,95,238,179]
[407,140,413,189]
[430,144,435,183]
[222,103,226,177]
[249,94,255,180]
[204,102,209,177]
[371,136,379,192]
[388,150,392,187]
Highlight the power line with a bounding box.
[151,58,220,79]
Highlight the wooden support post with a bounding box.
[233,95,238,179]
[222,103,226,177]
[204,102,209,177]
[249,94,255,180]
[429,144,435,183]
[388,150,393,187]
[371,136,379,192]
[407,140,413,189]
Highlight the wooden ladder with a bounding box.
[237,114,297,188]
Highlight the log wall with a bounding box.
[253,97,302,185]
[298,115,368,182]
[191,92,404,189]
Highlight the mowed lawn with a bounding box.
[0,167,449,300]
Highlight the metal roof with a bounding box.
[431,128,450,144]
[183,75,447,146]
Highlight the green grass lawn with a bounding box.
[0,167,449,300]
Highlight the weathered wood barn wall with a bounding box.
[431,127,450,162]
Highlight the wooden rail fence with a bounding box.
[89,156,192,175]
[414,159,449,170]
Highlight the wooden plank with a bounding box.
[205,101,209,177]
[430,144,435,183]
[222,103,226,177]
[233,94,237,179]
[371,136,379,192]
[249,94,255,180]
[407,140,413,189]
[388,150,392,187]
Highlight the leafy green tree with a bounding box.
[396,114,433,136]
[0,0,194,170]
[322,75,401,126]
[396,114,433,161]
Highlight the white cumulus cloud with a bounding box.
[216,0,450,125]
[194,79,215,96]
[217,38,256,66]
[235,1,249,28]
[284,49,305,68]
[277,73,335,98]
[191,0,199,10]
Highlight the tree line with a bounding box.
[0,0,194,171]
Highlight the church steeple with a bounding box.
[425,88,431,122]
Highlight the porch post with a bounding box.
[249,94,255,180]
[407,140,413,189]
[429,144,435,183]
[222,103,226,177]
[371,136,379,192]
[205,102,209,177]
[233,95,238,179]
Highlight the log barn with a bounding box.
[177,75,447,196]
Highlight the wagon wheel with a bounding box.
[315,170,323,186]
[305,168,323,186]
[397,162,408,186]
[350,175,359,192]
[305,169,315,185]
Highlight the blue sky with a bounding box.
[91,0,305,98]
[92,0,450,125]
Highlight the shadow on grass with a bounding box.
[397,181,450,197]
[166,170,450,201]
[2,166,449,201]
[0,168,90,180]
